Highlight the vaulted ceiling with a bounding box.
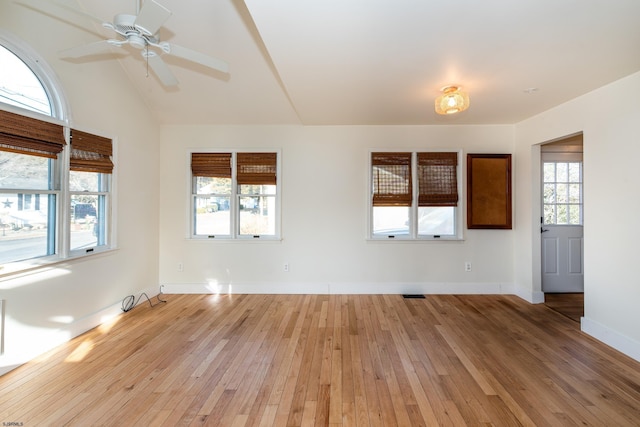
[18,0,640,125]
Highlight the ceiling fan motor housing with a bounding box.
[113,14,139,36]
[113,14,160,49]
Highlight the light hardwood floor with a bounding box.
[1,294,640,426]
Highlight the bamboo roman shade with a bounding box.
[0,109,66,158]
[236,152,277,185]
[191,153,232,178]
[70,129,114,174]
[371,152,412,206]
[417,152,458,206]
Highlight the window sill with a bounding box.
[189,237,283,243]
[367,236,464,242]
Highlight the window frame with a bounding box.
[190,149,281,241]
[368,150,463,241]
[0,107,66,269]
[67,128,115,256]
[541,152,583,226]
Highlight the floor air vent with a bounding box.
[402,294,426,299]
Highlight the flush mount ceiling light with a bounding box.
[435,85,470,115]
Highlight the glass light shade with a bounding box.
[435,86,470,115]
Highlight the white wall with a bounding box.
[0,2,161,375]
[515,71,640,361]
[159,125,517,295]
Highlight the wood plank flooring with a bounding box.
[1,294,640,426]
[544,293,584,323]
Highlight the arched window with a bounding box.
[0,44,51,115]
[0,32,67,120]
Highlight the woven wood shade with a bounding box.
[191,153,232,178]
[236,152,277,185]
[372,152,412,206]
[70,130,114,174]
[417,152,458,206]
[0,109,65,158]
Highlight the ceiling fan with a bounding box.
[54,0,229,86]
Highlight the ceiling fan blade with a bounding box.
[134,0,172,36]
[145,51,179,86]
[163,43,229,74]
[59,40,124,58]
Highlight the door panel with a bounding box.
[543,237,558,274]
[568,237,583,274]
[542,225,584,292]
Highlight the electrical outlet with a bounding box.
[465,262,472,272]
[177,262,184,272]
[283,263,289,272]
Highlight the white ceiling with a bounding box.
[34,0,640,125]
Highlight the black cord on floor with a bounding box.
[121,289,167,312]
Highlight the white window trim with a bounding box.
[367,149,464,241]
[188,148,282,241]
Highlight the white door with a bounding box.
[541,150,584,293]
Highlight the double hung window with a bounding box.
[191,151,279,239]
[370,151,460,239]
[68,130,113,253]
[0,110,64,264]
[0,109,114,264]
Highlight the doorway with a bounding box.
[540,134,584,319]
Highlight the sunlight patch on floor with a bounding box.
[65,340,93,363]
[97,313,121,333]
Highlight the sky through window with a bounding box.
[0,44,51,116]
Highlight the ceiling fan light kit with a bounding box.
[55,0,229,87]
[435,85,470,115]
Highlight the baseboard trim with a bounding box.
[513,286,545,304]
[581,316,640,363]
[161,281,517,295]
